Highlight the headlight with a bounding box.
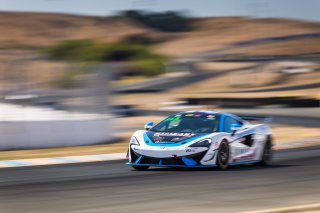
[189,139,212,148]
[130,137,140,145]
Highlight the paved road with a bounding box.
[224,82,320,93]
[114,66,258,93]
[1,147,320,213]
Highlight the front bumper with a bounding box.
[129,147,213,167]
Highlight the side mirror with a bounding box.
[231,123,242,134]
[144,122,154,130]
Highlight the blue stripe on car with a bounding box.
[181,157,198,166]
[135,155,142,164]
[219,114,225,132]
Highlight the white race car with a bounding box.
[127,111,273,170]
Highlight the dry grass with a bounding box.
[112,76,149,86]
[0,13,319,90]
[272,126,320,144]
[197,62,258,71]
[227,38,320,56]
[155,17,320,57]
[0,12,161,46]
[0,12,320,58]
[172,63,320,94]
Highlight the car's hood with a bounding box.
[144,131,209,146]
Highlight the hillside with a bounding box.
[0,12,160,46]
[155,17,320,57]
[0,12,320,58]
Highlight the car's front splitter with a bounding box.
[127,160,261,168]
[127,162,217,168]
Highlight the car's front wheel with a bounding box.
[131,165,150,171]
[258,136,273,166]
[216,140,230,170]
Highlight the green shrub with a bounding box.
[122,34,154,45]
[132,55,166,76]
[120,10,192,32]
[44,39,167,76]
[44,40,94,61]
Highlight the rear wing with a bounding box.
[239,115,272,123]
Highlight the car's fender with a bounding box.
[200,132,229,165]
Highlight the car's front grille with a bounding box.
[140,155,161,165]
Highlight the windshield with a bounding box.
[150,113,219,134]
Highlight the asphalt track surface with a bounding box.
[1,146,320,213]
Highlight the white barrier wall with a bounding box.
[0,119,113,150]
[0,104,114,150]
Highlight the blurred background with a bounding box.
[0,1,319,212]
[0,0,319,153]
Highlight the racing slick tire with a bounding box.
[131,165,150,171]
[216,140,230,170]
[257,136,273,166]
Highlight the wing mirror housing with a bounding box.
[144,122,154,130]
[231,123,242,135]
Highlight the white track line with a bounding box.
[0,153,126,168]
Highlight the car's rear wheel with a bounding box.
[216,140,230,170]
[258,136,273,166]
[131,165,150,171]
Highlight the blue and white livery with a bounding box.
[127,111,273,170]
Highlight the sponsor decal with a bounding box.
[233,153,256,162]
[146,131,200,144]
[234,148,250,156]
[164,116,181,122]
[154,141,176,144]
[154,132,196,137]
[153,136,164,142]
[185,147,197,153]
[160,146,166,149]
[185,114,194,116]
[233,148,256,162]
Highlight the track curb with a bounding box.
[0,153,126,168]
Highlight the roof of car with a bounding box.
[176,111,242,120]
[182,110,220,115]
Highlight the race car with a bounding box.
[127,111,273,170]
